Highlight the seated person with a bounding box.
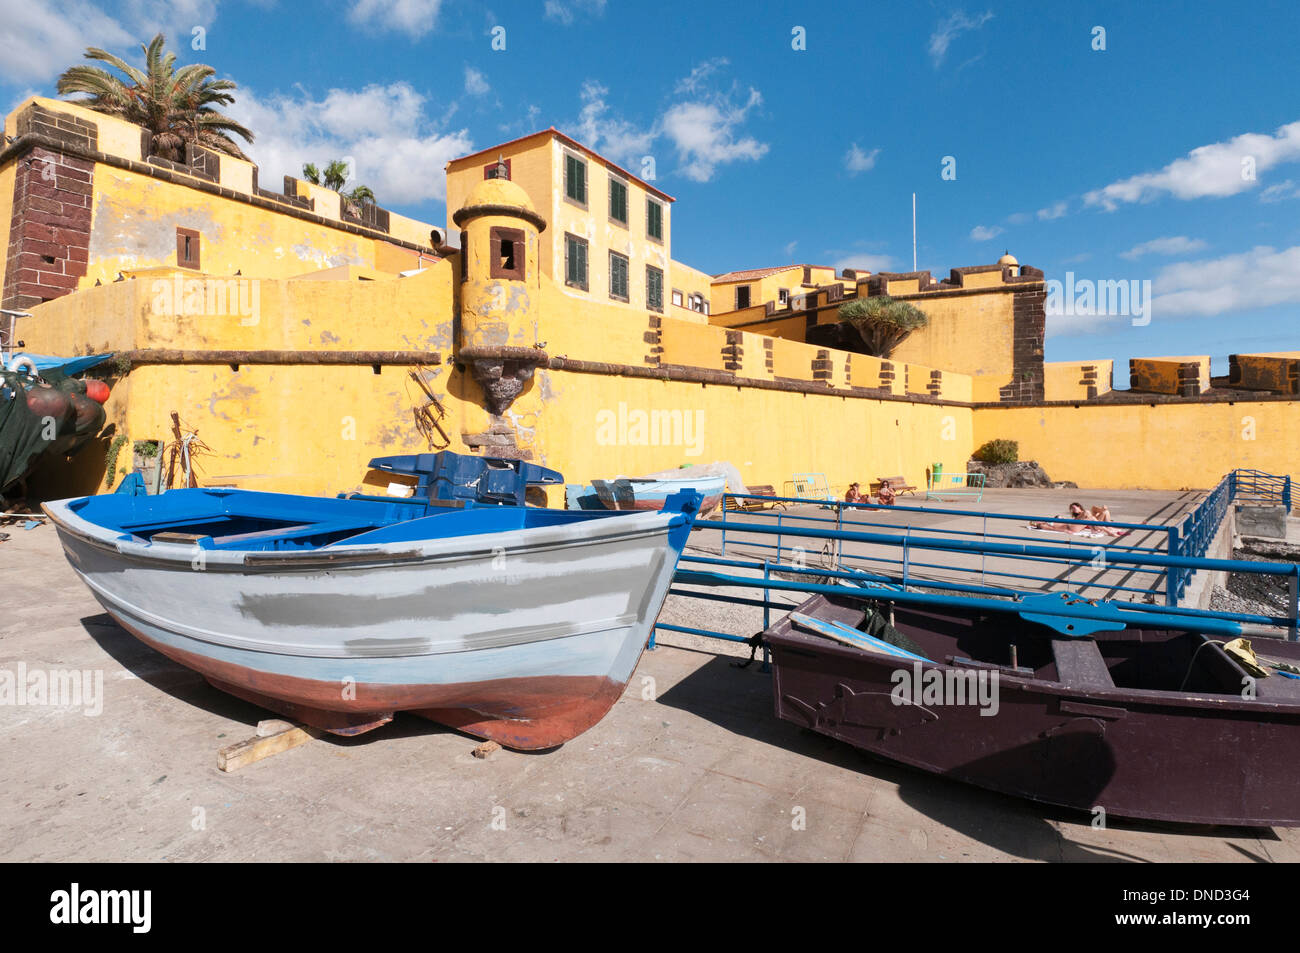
[876,482,896,506]
[845,482,865,504]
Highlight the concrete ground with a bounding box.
[2,506,1297,863]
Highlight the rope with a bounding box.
[1179,638,1226,691]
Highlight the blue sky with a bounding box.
[4,0,1299,381]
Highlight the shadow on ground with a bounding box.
[654,648,1280,862]
[79,613,453,747]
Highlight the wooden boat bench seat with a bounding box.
[1050,638,1115,690]
[208,520,382,549]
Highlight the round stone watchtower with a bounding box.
[451,176,549,415]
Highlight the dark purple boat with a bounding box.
[766,592,1300,827]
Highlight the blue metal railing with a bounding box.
[655,470,1299,650]
[709,491,1178,602]
[1167,468,1293,602]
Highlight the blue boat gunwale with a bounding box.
[44,486,703,564]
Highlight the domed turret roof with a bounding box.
[465,177,536,214]
[453,177,547,231]
[997,250,1018,266]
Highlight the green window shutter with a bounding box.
[566,154,587,204]
[647,266,663,310]
[566,236,588,287]
[566,237,587,288]
[610,253,628,299]
[647,199,662,240]
[609,179,627,223]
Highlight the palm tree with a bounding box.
[836,296,929,358]
[302,159,376,218]
[57,33,253,162]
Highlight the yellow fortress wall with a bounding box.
[973,401,1300,489]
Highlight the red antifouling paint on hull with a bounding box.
[627,494,722,516]
[121,619,628,750]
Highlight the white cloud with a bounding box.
[1045,310,1126,338]
[662,87,768,183]
[783,240,798,258]
[1037,201,1067,221]
[834,253,896,273]
[1119,235,1208,260]
[230,82,472,205]
[347,0,442,38]
[844,143,879,176]
[464,66,489,96]
[0,0,223,85]
[970,224,1003,241]
[1260,179,1300,202]
[1084,121,1300,210]
[573,80,656,168]
[566,63,768,183]
[1152,245,1300,318]
[928,10,993,67]
[674,58,728,95]
[544,0,605,26]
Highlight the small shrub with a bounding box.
[104,434,128,487]
[973,439,1018,465]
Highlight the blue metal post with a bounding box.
[1291,566,1299,643]
[1166,525,1180,607]
[720,495,728,557]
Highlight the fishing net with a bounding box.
[0,369,105,493]
[860,605,927,658]
[0,371,54,492]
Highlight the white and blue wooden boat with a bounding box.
[43,475,701,749]
[567,474,726,515]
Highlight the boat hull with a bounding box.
[47,493,693,749]
[767,594,1300,826]
[570,476,726,516]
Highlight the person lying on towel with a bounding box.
[1087,504,1129,537]
[1031,502,1128,536]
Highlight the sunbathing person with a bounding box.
[845,482,865,504]
[876,482,896,506]
[1030,502,1092,534]
[1088,505,1129,537]
[1031,502,1129,537]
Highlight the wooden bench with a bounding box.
[870,476,917,496]
[733,485,778,510]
